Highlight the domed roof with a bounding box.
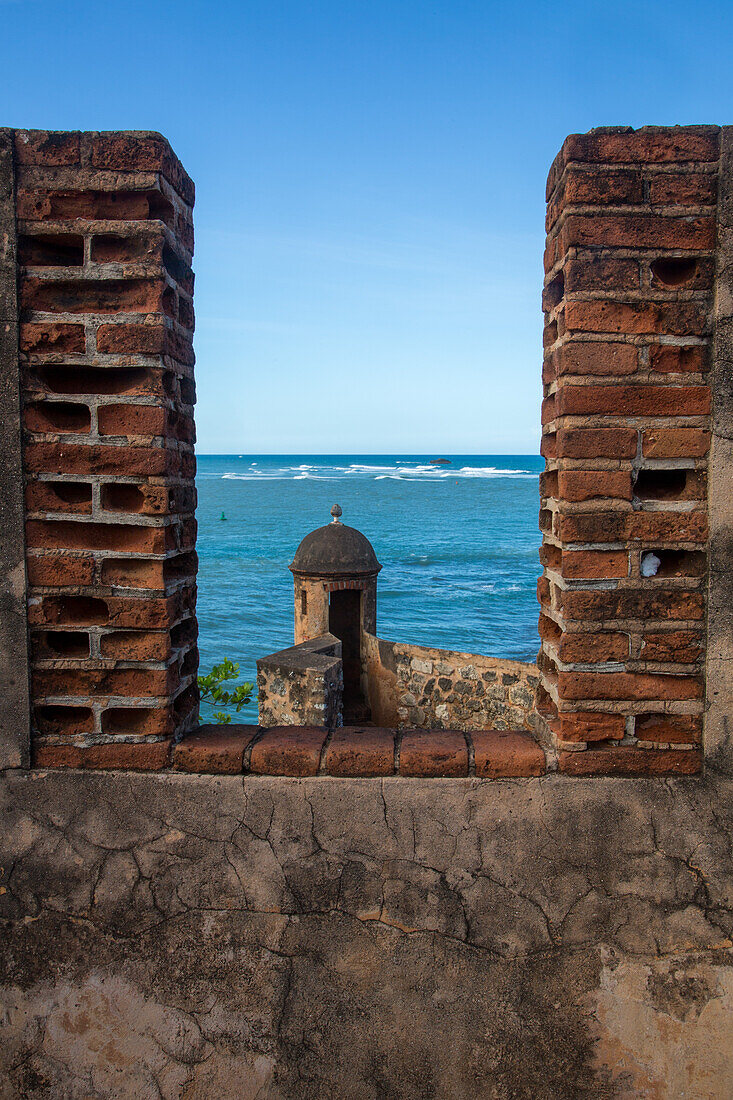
[290,505,382,578]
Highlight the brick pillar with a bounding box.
[539,126,718,775]
[13,130,198,768]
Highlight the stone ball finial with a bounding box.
[330,504,343,524]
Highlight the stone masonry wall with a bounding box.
[540,126,718,776]
[363,632,539,732]
[8,130,199,769]
[257,634,343,728]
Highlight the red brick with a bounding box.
[559,632,629,663]
[22,277,162,315]
[90,133,195,205]
[14,130,81,165]
[26,519,166,554]
[472,729,545,777]
[100,558,165,589]
[648,345,708,374]
[101,706,174,736]
[638,631,703,663]
[24,442,185,477]
[558,470,632,502]
[20,322,85,356]
[555,384,710,418]
[96,322,195,365]
[635,714,702,743]
[562,549,628,579]
[558,670,702,701]
[100,630,170,661]
[33,739,172,771]
[98,404,166,437]
[399,729,468,777]
[562,128,719,166]
[172,725,258,774]
[324,727,395,776]
[561,589,704,622]
[16,188,155,223]
[625,511,708,543]
[25,481,92,515]
[33,666,175,698]
[34,704,93,736]
[556,427,638,459]
[557,712,626,743]
[648,173,717,205]
[26,551,96,587]
[249,727,328,776]
[562,213,715,252]
[642,427,711,458]
[564,300,709,338]
[558,746,701,776]
[563,257,640,293]
[555,342,638,377]
[90,233,163,264]
[24,401,91,434]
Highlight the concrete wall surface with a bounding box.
[2,767,733,1099]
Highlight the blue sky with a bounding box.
[3,0,732,453]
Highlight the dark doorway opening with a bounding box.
[329,589,369,723]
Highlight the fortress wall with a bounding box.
[539,126,720,775]
[0,129,199,770]
[363,632,539,731]
[1,125,733,1098]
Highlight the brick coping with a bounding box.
[32,725,702,778]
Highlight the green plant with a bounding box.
[197,658,254,724]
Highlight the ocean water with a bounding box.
[195,454,544,722]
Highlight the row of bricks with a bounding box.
[24,401,195,442]
[550,711,700,744]
[35,682,199,738]
[26,481,196,517]
[545,216,715,271]
[540,509,707,544]
[28,588,196,629]
[532,666,702,701]
[31,658,197,699]
[26,552,196,590]
[540,469,705,502]
[545,300,711,339]
[546,127,719,189]
[20,321,195,365]
[543,343,709,380]
[543,260,714,303]
[542,426,709,460]
[541,385,710,421]
[538,628,702,666]
[537,582,704,620]
[18,228,194,291]
[13,130,195,206]
[25,365,195,403]
[32,723,701,777]
[32,621,197,661]
[20,277,194,332]
[23,442,196,478]
[546,170,718,232]
[26,518,196,554]
[539,545,705,578]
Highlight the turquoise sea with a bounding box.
[195,454,544,722]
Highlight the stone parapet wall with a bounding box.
[2,129,199,769]
[363,632,540,732]
[540,125,720,774]
[2,768,733,1097]
[257,634,343,728]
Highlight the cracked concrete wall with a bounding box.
[2,768,733,1098]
